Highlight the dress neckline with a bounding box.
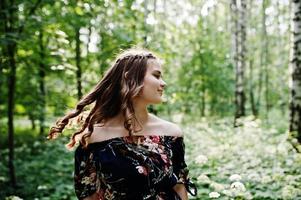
[87,134,182,147]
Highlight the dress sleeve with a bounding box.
[74,146,98,199]
[171,137,198,196]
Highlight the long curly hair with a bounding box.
[47,48,157,149]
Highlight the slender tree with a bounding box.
[249,58,257,116]
[75,26,82,100]
[231,0,247,126]
[289,0,301,143]
[240,0,247,115]
[143,0,150,47]
[256,0,269,119]
[38,29,46,135]
[263,0,270,119]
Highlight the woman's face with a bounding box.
[138,58,166,104]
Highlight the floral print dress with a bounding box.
[74,135,197,200]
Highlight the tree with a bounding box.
[38,29,46,135]
[0,0,43,187]
[260,0,269,119]
[231,0,247,126]
[289,0,301,143]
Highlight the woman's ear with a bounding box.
[124,71,128,79]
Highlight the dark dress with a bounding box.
[74,135,197,200]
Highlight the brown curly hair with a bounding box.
[47,48,157,149]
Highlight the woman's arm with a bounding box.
[173,183,188,200]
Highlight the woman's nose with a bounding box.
[160,80,167,88]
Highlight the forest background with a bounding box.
[1,0,301,199]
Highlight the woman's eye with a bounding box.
[154,74,160,79]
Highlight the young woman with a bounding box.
[47,48,197,200]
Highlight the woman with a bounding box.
[47,48,197,200]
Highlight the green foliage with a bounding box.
[0,0,291,119]
[0,132,75,200]
[184,114,301,200]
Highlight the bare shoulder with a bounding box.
[150,114,183,137]
[76,125,126,144]
[89,125,128,143]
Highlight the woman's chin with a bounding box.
[152,97,164,104]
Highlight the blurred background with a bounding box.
[1,0,300,199]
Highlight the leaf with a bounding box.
[74,6,84,16]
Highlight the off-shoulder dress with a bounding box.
[74,135,197,200]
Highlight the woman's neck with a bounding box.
[132,99,150,131]
[104,108,149,128]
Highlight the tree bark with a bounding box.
[201,85,206,117]
[29,113,36,130]
[263,0,269,119]
[231,0,246,126]
[0,0,4,108]
[249,59,257,116]
[7,41,17,188]
[2,0,18,187]
[143,0,149,47]
[240,0,247,115]
[289,0,301,143]
[257,0,269,119]
[246,0,257,116]
[75,27,82,100]
[200,51,205,117]
[38,29,46,135]
[0,55,4,104]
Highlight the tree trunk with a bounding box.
[98,31,106,76]
[29,113,36,130]
[257,0,269,119]
[240,0,247,115]
[289,0,301,143]
[276,0,287,115]
[201,86,206,117]
[75,27,82,100]
[231,0,246,126]
[143,0,149,47]
[38,29,46,135]
[276,0,282,49]
[0,49,5,113]
[7,42,17,188]
[2,0,18,187]
[289,0,292,52]
[247,0,257,116]
[263,0,269,119]
[0,0,6,125]
[200,52,205,117]
[86,25,91,58]
[249,59,257,116]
